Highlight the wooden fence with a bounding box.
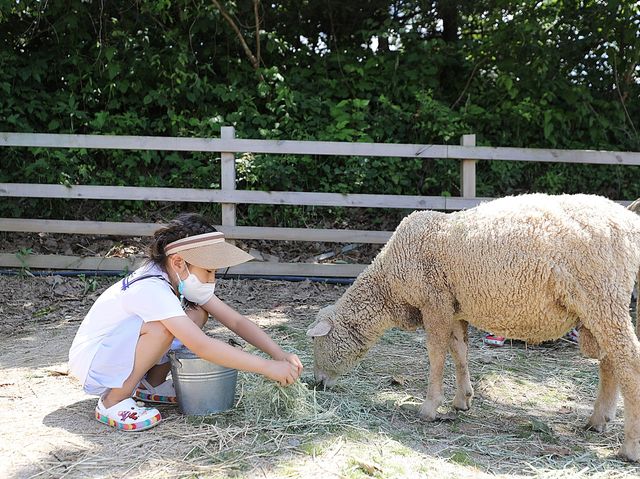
[1,129,639,277]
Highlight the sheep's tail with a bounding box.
[627,198,640,337]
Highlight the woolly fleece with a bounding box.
[308,193,640,461]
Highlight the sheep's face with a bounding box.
[307,305,359,387]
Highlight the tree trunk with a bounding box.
[438,0,459,43]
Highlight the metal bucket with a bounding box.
[168,348,238,415]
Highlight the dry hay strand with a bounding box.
[233,373,358,438]
[229,347,353,430]
[239,375,318,422]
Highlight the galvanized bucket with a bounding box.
[168,348,238,415]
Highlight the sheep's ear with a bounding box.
[307,318,333,337]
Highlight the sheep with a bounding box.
[307,193,640,462]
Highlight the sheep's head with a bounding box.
[307,304,369,387]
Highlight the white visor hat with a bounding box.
[164,232,253,270]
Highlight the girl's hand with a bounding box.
[265,359,301,386]
[281,352,304,375]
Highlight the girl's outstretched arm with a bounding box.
[160,315,299,385]
[200,296,303,374]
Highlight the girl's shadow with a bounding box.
[42,398,100,435]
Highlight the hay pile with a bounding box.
[239,375,319,421]
[229,347,340,428]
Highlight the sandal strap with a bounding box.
[139,378,154,391]
[134,378,177,404]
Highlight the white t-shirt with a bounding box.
[68,263,185,395]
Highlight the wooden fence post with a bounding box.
[220,126,237,242]
[460,134,477,198]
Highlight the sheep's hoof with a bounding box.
[418,402,440,422]
[584,422,607,434]
[618,440,640,462]
[418,406,456,422]
[585,422,606,433]
[585,414,611,433]
[452,392,473,411]
[418,409,438,422]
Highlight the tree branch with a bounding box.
[212,0,260,70]
[614,55,637,136]
[451,58,486,110]
[253,0,261,69]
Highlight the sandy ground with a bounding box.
[0,274,344,478]
[2,274,640,479]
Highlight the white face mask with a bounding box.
[174,265,216,305]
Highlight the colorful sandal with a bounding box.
[95,397,161,431]
[564,328,579,343]
[483,333,506,347]
[133,378,178,404]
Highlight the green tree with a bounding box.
[0,1,638,223]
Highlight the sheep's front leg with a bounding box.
[581,328,619,432]
[587,356,619,432]
[419,326,450,421]
[450,320,474,411]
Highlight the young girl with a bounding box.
[69,213,303,431]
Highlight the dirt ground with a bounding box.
[2,273,640,479]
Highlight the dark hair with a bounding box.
[147,213,217,270]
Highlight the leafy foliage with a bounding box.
[0,1,638,224]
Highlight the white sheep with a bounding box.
[307,193,640,462]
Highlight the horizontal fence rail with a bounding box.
[0,253,367,278]
[0,218,394,243]
[0,183,487,210]
[3,132,640,165]
[1,130,638,276]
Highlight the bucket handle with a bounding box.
[168,351,183,369]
